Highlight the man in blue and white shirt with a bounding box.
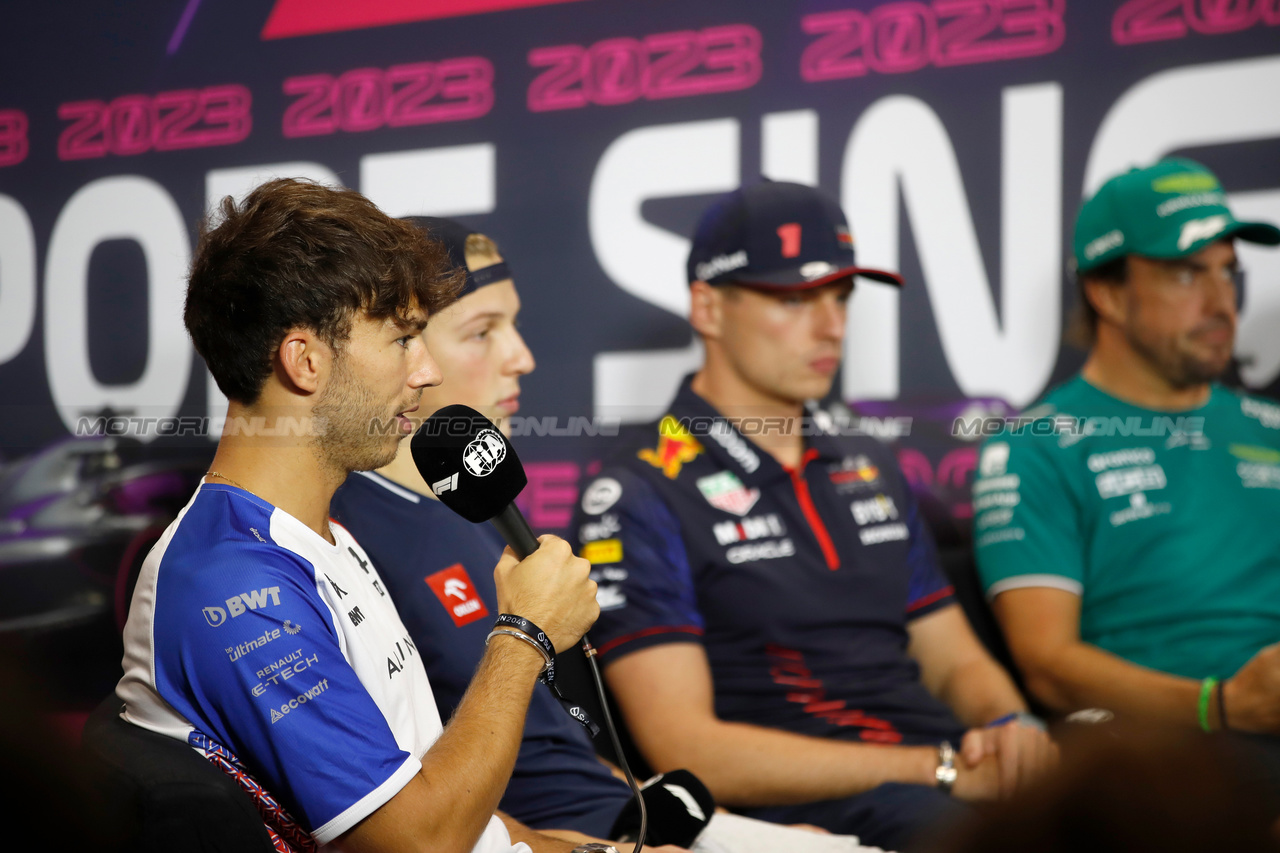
[118,179,599,853]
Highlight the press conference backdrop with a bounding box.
[1,3,1279,683]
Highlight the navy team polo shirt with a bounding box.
[571,376,965,747]
[331,471,631,837]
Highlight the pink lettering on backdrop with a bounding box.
[938,447,978,518]
[57,85,251,161]
[897,447,979,519]
[800,0,1065,82]
[896,448,935,490]
[516,462,581,530]
[0,110,29,167]
[527,24,761,112]
[282,58,493,138]
[937,447,978,491]
[1113,0,1276,44]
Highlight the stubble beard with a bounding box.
[1124,319,1232,391]
[311,357,403,474]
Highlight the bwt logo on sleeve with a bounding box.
[203,586,283,627]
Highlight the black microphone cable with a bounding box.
[581,634,647,853]
[410,406,648,850]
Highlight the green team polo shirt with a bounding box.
[973,375,1280,680]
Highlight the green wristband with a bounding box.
[1198,677,1218,733]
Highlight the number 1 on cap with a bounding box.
[777,222,802,258]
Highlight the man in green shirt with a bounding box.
[973,158,1280,745]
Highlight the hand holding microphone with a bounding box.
[411,405,654,850]
[492,538,599,654]
[409,404,599,653]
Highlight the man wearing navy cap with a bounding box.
[331,217,869,853]
[973,159,1280,757]
[571,180,1056,851]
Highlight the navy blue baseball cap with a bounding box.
[404,216,511,297]
[686,180,903,289]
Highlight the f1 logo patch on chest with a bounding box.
[425,564,490,627]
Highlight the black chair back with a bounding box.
[80,693,277,852]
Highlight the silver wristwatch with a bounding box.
[935,740,957,794]
[571,844,620,853]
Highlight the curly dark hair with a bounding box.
[185,178,463,404]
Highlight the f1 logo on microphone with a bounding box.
[432,472,460,495]
[425,564,490,627]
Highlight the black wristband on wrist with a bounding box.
[494,613,555,659]
[493,614,600,738]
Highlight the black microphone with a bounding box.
[609,769,715,848]
[410,404,538,557]
[411,405,651,852]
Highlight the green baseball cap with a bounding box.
[1074,157,1280,274]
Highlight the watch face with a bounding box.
[572,845,619,853]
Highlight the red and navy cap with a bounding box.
[686,180,903,290]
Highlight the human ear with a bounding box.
[276,328,330,395]
[1084,279,1127,328]
[689,281,724,340]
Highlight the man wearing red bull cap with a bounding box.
[332,215,894,853]
[973,159,1280,765]
[571,180,1056,852]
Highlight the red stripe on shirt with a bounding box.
[596,625,704,657]
[786,448,840,570]
[906,585,955,613]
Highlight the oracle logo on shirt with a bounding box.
[425,564,490,627]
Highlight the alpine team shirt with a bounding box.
[117,482,525,852]
[330,470,632,838]
[973,377,1280,679]
[570,376,965,747]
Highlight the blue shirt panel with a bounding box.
[151,488,410,832]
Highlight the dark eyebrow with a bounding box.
[392,314,429,334]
